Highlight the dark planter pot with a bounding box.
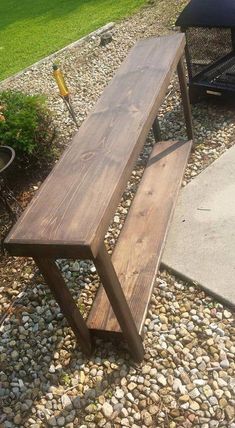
[0,146,15,175]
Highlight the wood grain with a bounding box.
[87,140,193,335]
[5,34,186,258]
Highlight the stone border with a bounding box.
[1,22,114,86]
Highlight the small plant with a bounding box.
[78,301,86,315]
[0,90,56,165]
[60,372,71,386]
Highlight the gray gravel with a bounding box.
[0,0,235,427]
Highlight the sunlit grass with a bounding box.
[0,0,146,80]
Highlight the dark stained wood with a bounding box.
[6,243,93,260]
[4,35,194,360]
[87,140,193,336]
[34,258,92,355]
[5,33,186,259]
[177,57,194,140]
[152,117,161,142]
[93,243,144,362]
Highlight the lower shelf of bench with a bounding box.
[87,140,192,337]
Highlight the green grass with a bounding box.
[0,0,146,81]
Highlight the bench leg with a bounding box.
[94,243,145,362]
[34,257,92,356]
[177,56,194,141]
[152,117,161,142]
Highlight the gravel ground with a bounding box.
[0,1,235,427]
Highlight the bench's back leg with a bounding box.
[94,243,145,362]
[152,117,161,142]
[177,56,194,141]
[34,257,92,356]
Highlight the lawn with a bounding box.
[0,0,146,81]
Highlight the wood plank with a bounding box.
[177,57,194,140]
[5,34,185,259]
[87,140,193,335]
[94,243,144,362]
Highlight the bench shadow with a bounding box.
[0,260,142,426]
[148,140,190,167]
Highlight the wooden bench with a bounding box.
[5,33,193,362]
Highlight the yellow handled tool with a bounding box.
[52,64,79,129]
[53,64,69,97]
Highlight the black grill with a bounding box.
[176,0,235,103]
[186,27,232,77]
[202,54,235,85]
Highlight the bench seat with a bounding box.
[5,33,186,260]
[87,139,192,336]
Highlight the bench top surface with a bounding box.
[5,33,185,258]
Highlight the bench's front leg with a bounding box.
[94,243,145,362]
[34,257,92,356]
[177,56,194,141]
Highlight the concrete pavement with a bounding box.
[162,145,235,308]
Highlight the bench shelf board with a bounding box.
[87,140,193,336]
[5,34,185,259]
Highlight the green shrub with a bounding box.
[0,90,55,164]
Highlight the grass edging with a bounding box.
[0,22,114,86]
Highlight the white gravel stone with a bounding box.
[194,379,207,386]
[217,378,227,388]
[220,359,229,369]
[115,388,124,399]
[49,364,56,373]
[209,396,218,406]
[181,402,189,410]
[126,392,135,403]
[61,393,72,409]
[102,402,113,418]
[156,374,167,386]
[223,310,232,318]
[120,418,129,426]
[173,378,184,392]
[190,401,200,411]
[189,388,200,399]
[128,382,137,391]
[203,385,213,398]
